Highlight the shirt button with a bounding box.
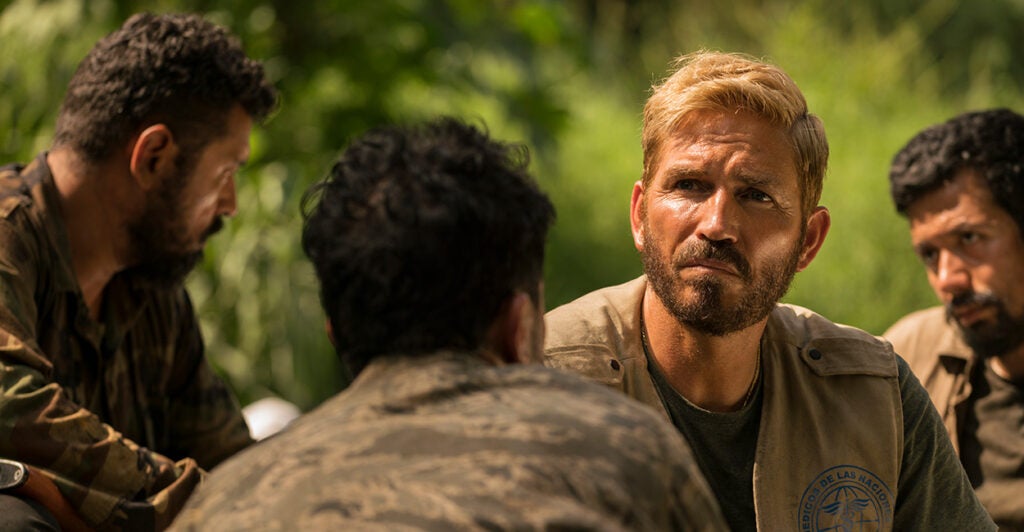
[809,349,823,360]
[610,359,621,371]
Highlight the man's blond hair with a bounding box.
[642,51,828,217]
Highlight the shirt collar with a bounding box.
[31,153,152,335]
[933,313,975,364]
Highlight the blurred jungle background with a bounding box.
[4,0,1024,410]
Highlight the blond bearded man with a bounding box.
[544,51,993,530]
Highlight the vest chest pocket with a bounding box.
[544,345,625,390]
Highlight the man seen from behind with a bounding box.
[171,117,727,531]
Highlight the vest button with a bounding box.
[610,359,621,371]
[809,349,823,360]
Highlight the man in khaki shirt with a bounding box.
[886,108,1024,528]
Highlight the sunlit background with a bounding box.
[3,0,1024,410]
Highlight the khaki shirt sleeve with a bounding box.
[0,217,199,530]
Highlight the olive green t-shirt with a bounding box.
[647,354,761,530]
[959,359,1024,529]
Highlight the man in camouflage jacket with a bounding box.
[171,118,728,531]
[0,12,276,530]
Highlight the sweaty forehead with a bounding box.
[660,109,798,177]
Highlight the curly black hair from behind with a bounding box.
[53,12,277,169]
[301,117,556,375]
[890,109,1024,232]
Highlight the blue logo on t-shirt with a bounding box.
[799,465,893,531]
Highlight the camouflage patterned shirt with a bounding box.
[171,351,728,531]
[0,155,252,530]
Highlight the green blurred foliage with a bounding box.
[3,0,1024,410]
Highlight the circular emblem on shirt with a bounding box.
[799,464,893,531]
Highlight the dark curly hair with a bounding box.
[301,117,555,375]
[890,108,1024,232]
[53,12,277,171]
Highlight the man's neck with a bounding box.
[642,285,767,413]
[47,149,134,320]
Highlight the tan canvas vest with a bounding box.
[545,277,903,530]
[755,307,901,530]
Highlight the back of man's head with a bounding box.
[301,117,555,375]
[890,108,1024,233]
[53,12,277,171]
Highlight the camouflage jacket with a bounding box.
[0,155,252,530]
[171,350,728,531]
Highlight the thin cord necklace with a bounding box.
[640,313,762,410]
[740,346,761,409]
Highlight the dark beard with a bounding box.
[642,226,801,336]
[947,291,1024,359]
[121,250,204,289]
[124,177,223,289]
